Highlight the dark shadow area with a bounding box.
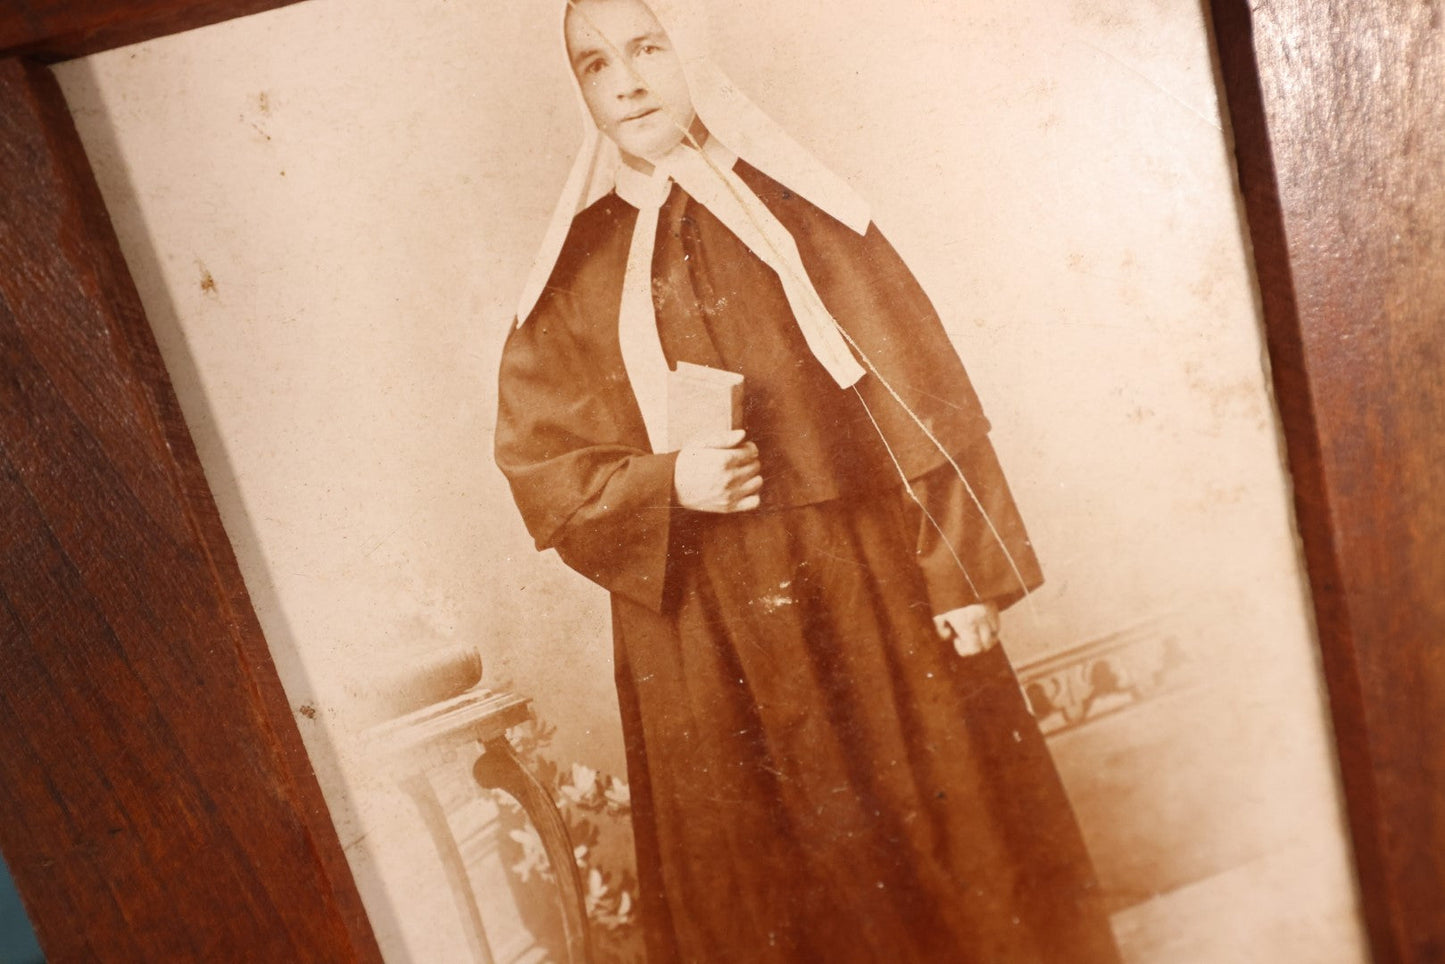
[0,854,43,964]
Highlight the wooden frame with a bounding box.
[0,1,1440,960]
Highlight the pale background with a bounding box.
[56,0,1367,960]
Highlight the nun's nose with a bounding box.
[617,76,648,100]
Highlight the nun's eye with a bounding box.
[638,44,661,56]
[582,58,607,76]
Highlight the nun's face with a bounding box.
[566,0,696,164]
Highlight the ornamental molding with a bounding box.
[1016,619,1191,736]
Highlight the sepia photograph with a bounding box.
[51,0,1367,959]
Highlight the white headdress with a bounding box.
[516,0,874,452]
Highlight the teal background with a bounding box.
[0,857,42,964]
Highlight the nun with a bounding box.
[494,0,1121,960]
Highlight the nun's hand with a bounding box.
[673,429,763,513]
[934,602,1001,657]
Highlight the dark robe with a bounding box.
[496,161,1119,963]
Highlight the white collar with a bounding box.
[614,136,740,210]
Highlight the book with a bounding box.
[667,362,745,450]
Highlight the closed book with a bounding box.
[667,362,744,450]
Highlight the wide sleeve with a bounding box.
[494,298,680,614]
[903,437,1044,614]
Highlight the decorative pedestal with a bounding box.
[367,658,593,964]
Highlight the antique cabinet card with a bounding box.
[54,0,1365,959]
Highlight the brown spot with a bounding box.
[298,704,317,720]
[258,91,271,114]
[199,266,217,294]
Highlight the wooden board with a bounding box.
[0,56,381,962]
[0,0,1442,959]
[1209,1,1445,959]
[0,0,307,61]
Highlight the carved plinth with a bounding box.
[366,656,592,964]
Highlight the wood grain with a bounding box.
[0,57,382,962]
[0,0,306,62]
[1210,1,1445,960]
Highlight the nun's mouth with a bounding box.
[622,107,661,123]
